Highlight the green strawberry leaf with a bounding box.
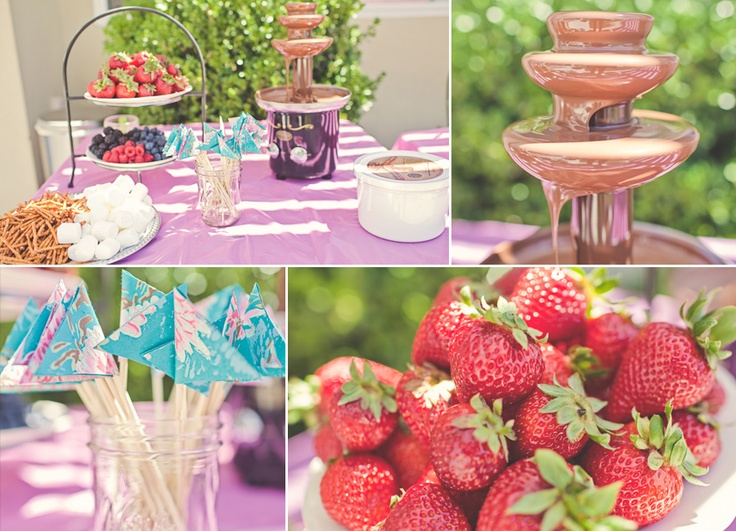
[535,449,574,489]
[681,291,735,369]
[708,306,736,347]
[541,501,566,531]
[482,296,547,349]
[647,450,665,471]
[507,488,559,515]
[577,482,621,517]
[338,359,396,422]
[455,395,516,459]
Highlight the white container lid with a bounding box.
[354,150,450,192]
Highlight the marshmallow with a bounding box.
[116,228,140,248]
[91,220,119,241]
[132,212,152,233]
[74,212,90,224]
[89,207,109,224]
[143,195,153,206]
[81,223,93,236]
[95,238,121,260]
[140,205,155,222]
[106,186,126,208]
[130,182,149,202]
[67,244,79,262]
[111,208,134,229]
[57,222,82,244]
[113,174,136,193]
[75,235,98,262]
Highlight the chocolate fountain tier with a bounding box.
[483,223,726,265]
[503,109,699,196]
[255,85,350,112]
[547,11,654,52]
[272,37,333,58]
[278,14,324,31]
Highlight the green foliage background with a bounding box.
[103,0,382,123]
[0,267,283,405]
[452,0,736,238]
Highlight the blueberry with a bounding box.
[153,153,161,161]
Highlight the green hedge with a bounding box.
[103,0,382,123]
[452,0,736,237]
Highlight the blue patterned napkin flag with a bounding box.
[0,281,115,393]
[98,275,267,394]
[0,298,40,365]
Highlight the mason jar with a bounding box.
[88,406,221,531]
[195,153,242,227]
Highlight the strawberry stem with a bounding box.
[451,394,516,460]
[478,295,546,349]
[338,359,397,422]
[680,290,736,370]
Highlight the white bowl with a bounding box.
[354,150,449,243]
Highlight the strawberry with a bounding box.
[133,56,162,84]
[539,342,572,385]
[446,486,488,528]
[320,454,397,531]
[584,312,639,388]
[395,363,455,447]
[511,267,587,342]
[131,50,151,67]
[606,291,736,422]
[154,73,175,95]
[512,373,622,460]
[108,52,130,70]
[701,379,727,414]
[492,267,528,296]
[380,483,471,531]
[172,74,189,92]
[138,83,156,98]
[108,67,127,83]
[581,402,707,526]
[417,463,440,485]
[672,409,721,467]
[327,360,398,452]
[313,423,344,463]
[378,429,430,490]
[432,276,472,305]
[429,395,514,491]
[115,73,138,98]
[87,76,116,98]
[315,357,401,419]
[166,63,179,76]
[412,300,474,371]
[477,449,637,531]
[448,296,544,404]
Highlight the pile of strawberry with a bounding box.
[307,267,736,531]
[87,51,189,99]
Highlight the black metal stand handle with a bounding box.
[62,6,207,187]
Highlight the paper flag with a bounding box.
[214,284,286,379]
[98,286,262,393]
[120,269,165,323]
[0,298,40,365]
[0,282,115,392]
[198,284,246,324]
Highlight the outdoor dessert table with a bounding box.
[451,219,736,264]
[35,121,449,265]
[391,126,449,158]
[0,407,284,531]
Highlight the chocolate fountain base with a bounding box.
[482,222,725,265]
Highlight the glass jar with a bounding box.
[103,114,140,134]
[195,153,242,227]
[88,406,221,531]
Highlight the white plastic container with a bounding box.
[354,151,449,242]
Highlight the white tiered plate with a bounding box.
[85,147,175,172]
[300,369,736,531]
[83,85,193,107]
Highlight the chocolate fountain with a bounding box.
[492,12,723,264]
[255,2,351,180]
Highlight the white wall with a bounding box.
[0,1,449,211]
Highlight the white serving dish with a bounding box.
[354,150,449,243]
[300,368,736,531]
[83,85,192,107]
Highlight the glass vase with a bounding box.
[88,406,221,531]
[195,153,242,227]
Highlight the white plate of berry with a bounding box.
[84,51,192,107]
[86,125,174,171]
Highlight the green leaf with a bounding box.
[649,414,664,448]
[540,501,566,531]
[507,488,559,515]
[578,482,621,516]
[647,450,665,471]
[598,515,640,530]
[534,449,573,489]
[566,418,584,442]
[709,306,736,346]
[513,328,529,349]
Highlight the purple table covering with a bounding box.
[451,219,736,265]
[391,127,449,159]
[0,408,285,531]
[37,121,449,265]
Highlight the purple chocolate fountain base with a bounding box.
[266,109,340,180]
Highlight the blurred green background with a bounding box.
[0,267,284,405]
[452,0,736,238]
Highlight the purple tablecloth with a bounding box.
[451,219,736,265]
[287,431,315,531]
[0,409,285,531]
[391,127,449,158]
[37,122,449,265]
